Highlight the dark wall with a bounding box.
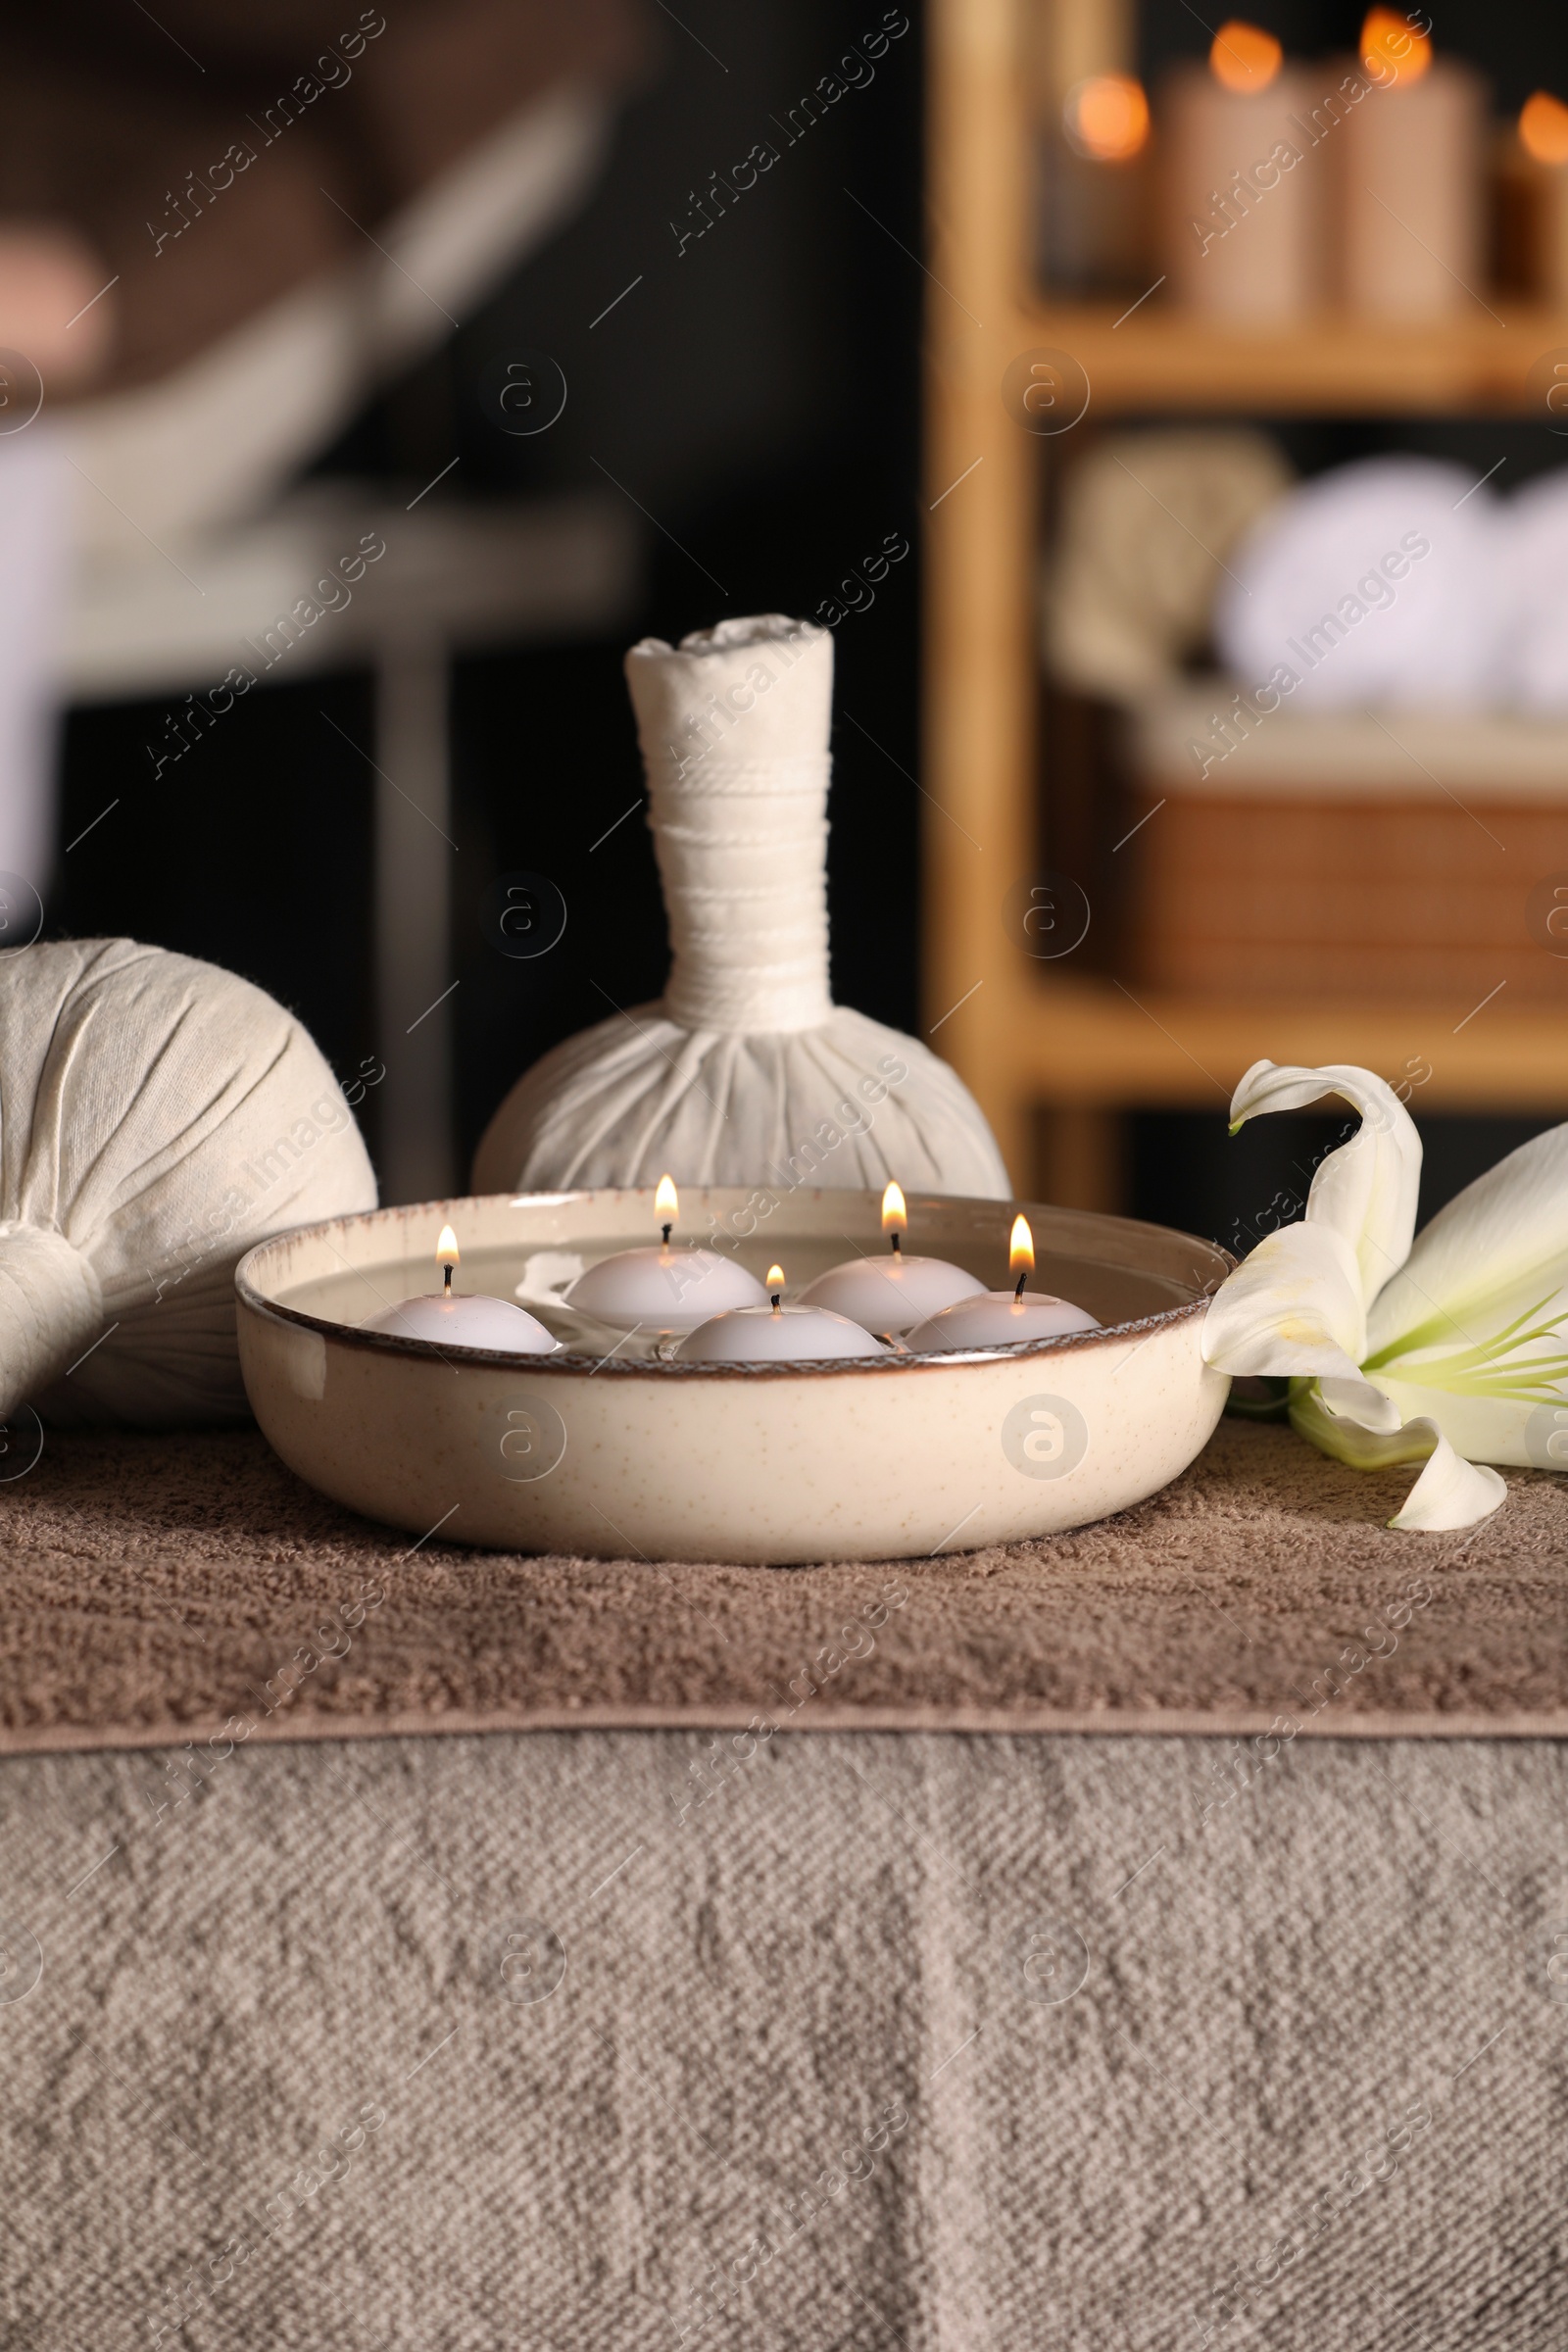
[1141,0,1568,98]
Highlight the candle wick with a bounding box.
[771,1289,782,1313]
[661,1223,672,1248]
[890,1231,902,1254]
[1013,1270,1027,1301]
[443,1265,454,1297]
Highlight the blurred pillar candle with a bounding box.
[1160,27,1329,322]
[1340,17,1486,319]
[1514,91,1568,303]
[1042,73,1151,293]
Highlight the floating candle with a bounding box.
[799,1181,986,1335]
[564,1175,766,1334]
[678,1260,886,1361]
[906,1215,1101,1351]
[364,1225,560,1352]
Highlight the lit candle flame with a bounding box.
[1062,73,1150,162]
[1521,91,1568,166]
[655,1174,678,1221]
[436,1224,460,1269]
[1360,6,1432,83]
[882,1180,907,1251]
[1208,21,1282,93]
[1008,1214,1034,1289]
[766,1262,784,1312]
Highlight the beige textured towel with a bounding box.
[1,1727,1562,2348]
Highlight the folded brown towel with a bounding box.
[2,1419,1563,1754]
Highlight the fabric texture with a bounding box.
[0,938,376,1424]
[0,1724,1562,2349]
[5,1410,1565,2344]
[474,618,1010,1198]
[1044,427,1292,700]
[3,1418,1566,1756]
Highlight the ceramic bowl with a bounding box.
[235,1188,1231,1565]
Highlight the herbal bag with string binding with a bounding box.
[473,615,1009,1200]
[0,938,376,1422]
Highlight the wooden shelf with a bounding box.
[1018,300,1568,416]
[922,0,1568,1207]
[1015,974,1568,1109]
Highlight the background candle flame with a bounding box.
[881,1180,907,1234]
[766,1263,785,1291]
[1008,1214,1034,1280]
[1208,21,1282,94]
[655,1174,678,1222]
[1520,90,1568,166]
[1062,73,1150,162]
[1361,5,1432,82]
[436,1224,460,1269]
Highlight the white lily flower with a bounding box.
[1198,1059,1568,1531]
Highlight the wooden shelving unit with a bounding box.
[922,0,1568,1205]
[1016,302,1568,415]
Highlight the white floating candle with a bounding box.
[678,1262,885,1361]
[906,1215,1100,1351]
[799,1181,986,1335]
[364,1225,559,1353]
[564,1174,766,1334]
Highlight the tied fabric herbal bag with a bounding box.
[0,938,375,1422]
[474,615,1009,1198]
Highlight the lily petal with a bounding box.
[1365,1123,1568,1413]
[1393,1445,1507,1533]
[1361,1374,1560,1473]
[1230,1059,1421,1310]
[1202,1218,1398,1428]
[1289,1384,1507,1531]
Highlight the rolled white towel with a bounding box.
[1493,466,1568,713]
[1214,455,1502,712]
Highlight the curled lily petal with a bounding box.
[1230,1059,1421,1310]
[1202,1219,1398,1427]
[1289,1384,1507,1531]
[1316,1373,1400,1434]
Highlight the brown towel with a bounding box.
[2,1417,1564,1755]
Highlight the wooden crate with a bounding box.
[1120,696,1568,1003]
